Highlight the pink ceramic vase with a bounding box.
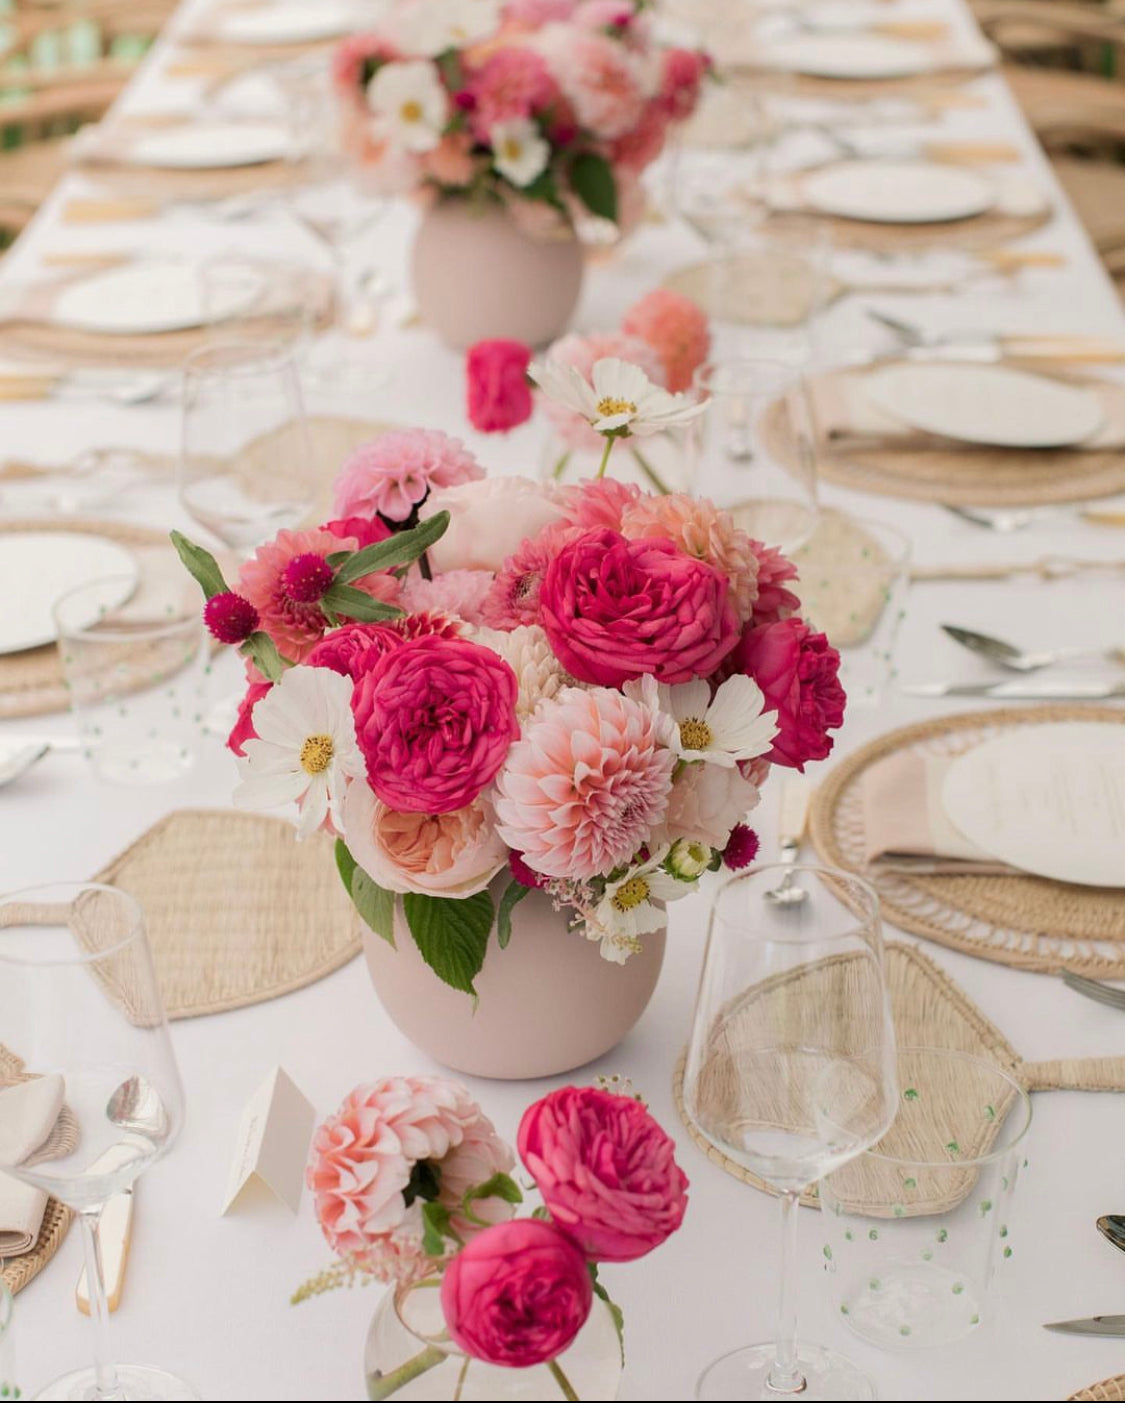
[362,887,665,1079]
[411,199,585,350]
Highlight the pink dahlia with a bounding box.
[333,429,484,524]
[352,635,519,813]
[494,685,674,880]
[305,622,405,681]
[539,527,740,687]
[536,25,648,138]
[750,540,801,625]
[467,47,556,140]
[401,568,494,627]
[559,476,640,531]
[539,331,665,451]
[621,288,711,393]
[480,518,579,630]
[619,492,758,620]
[395,610,465,642]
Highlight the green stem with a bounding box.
[629,445,672,495]
[366,1344,446,1400]
[548,1359,580,1401]
[595,435,616,480]
[452,1355,471,1401]
[552,449,572,481]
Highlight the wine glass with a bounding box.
[683,865,897,1401]
[0,883,191,1401]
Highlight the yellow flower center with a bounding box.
[596,397,637,418]
[612,875,650,913]
[401,99,424,123]
[679,717,714,751]
[300,734,335,776]
[502,137,523,161]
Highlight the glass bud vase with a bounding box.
[364,1281,623,1401]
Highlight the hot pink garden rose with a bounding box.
[726,618,845,771]
[352,635,519,812]
[539,527,739,687]
[305,622,405,681]
[440,1218,593,1368]
[518,1086,689,1263]
[466,339,534,433]
[227,664,271,758]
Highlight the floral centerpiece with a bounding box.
[173,362,844,1075]
[297,1075,687,1400]
[331,0,709,345]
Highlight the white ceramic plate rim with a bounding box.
[800,159,995,224]
[0,533,140,655]
[51,261,258,335]
[126,122,289,170]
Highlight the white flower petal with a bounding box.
[667,679,711,725]
[234,769,307,811]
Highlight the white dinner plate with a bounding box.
[800,159,995,224]
[863,362,1105,449]
[217,0,364,44]
[0,533,139,655]
[796,2,887,32]
[761,33,935,78]
[942,723,1125,888]
[52,261,257,335]
[126,121,289,170]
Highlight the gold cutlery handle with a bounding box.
[0,377,58,402]
[63,198,160,224]
[873,20,949,39]
[926,141,1021,164]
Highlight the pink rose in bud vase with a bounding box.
[466,339,534,433]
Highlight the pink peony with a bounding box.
[536,25,648,139]
[227,663,271,758]
[419,130,479,187]
[518,1085,688,1263]
[343,786,507,897]
[441,1218,592,1368]
[657,47,709,122]
[322,514,392,550]
[750,540,801,625]
[539,528,740,687]
[480,519,579,630]
[660,761,762,849]
[560,476,640,531]
[352,635,519,812]
[305,622,405,681]
[494,685,674,880]
[619,492,758,620]
[725,618,845,771]
[421,476,565,573]
[467,47,556,139]
[333,429,484,524]
[539,331,665,452]
[621,288,710,393]
[466,338,533,433]
[401,568,494,627]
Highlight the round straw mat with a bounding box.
[0,1045,72,1297]
[809,706,1125,975]
[1072,1377,1125,1401]
[766,204,1050,256]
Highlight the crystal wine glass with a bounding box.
[0,883,191,1401]
[683,865,897,1401]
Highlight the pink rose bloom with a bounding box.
[540,527,740,687]
[419,130,479,187]
[504,0,577,23]
[494,685,674,880]
[322,514,393,550]
[750,540,801,625]
[421,476,565,573]
[441,1218,593,1368]
[227,663,271,758]
[609,100,669,172]
[343,785,507,897]
[725,618,845,771]
[658,47,709,122]
[305,622,404,681]
[621,288,710,393]
[560,476,640,531]
[518,1086,688,1262]
[468,47,556,139]
[540,331,665,452]
[402,568,494,627]
[466,339,533,434]
[332,34,399,98]
[333,429,484,524]
[352,635,519,812]
[660,761,762,849]
[619,492,758,620]
[535,24,648,139]
[480,519,580,630]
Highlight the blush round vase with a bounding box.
[410,199,585,350]
[361,888,665,1079]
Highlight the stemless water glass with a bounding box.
[0,884,191,1401]
[198,251,327,355]
[684,865,897,1401]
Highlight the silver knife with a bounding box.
[903,680,1125,700]
[1044,1314,1125,1337]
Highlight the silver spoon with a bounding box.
[106,1075,170,1151]
[764,779,812,907]
[1098,1216,1125,1255]
[942,623,1125,673]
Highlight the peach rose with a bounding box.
[420,476,565,573]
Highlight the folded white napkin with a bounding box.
[0,1074,66,1256]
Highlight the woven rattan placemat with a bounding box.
[93,810,364,1019]
[673,941,1125,1205]
[809,706,1125,975]
[1072,1376,1125,1401]
[764,203,1050,255]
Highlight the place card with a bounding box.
[221,1067,315,1215]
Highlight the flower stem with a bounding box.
[552,449,572,481]
[452,1356,471,1401]
[629,445,672,495]
[366,1344,446,1400]
[548,1359,580,1401]
[595,435,616,480]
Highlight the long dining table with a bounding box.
[4,1,1125,1399]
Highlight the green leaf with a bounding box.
[170,529,228,600]
[461,1172,523,1226]
[589,1267,625,1364]
[319,584,404,624]
[332,511,451,585]
[420,1201,454,1257]
[569,152,618,223]
[239,631,286,684]
[353,869,397,947]
[496,879,529,951]
[335,838,357,894]
[403,890,493,995]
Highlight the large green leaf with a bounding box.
[319,584,404,624]
[569,152,618,223]
[496,878,529,951]
[170,530,228,600]
[336,839,396,945]
[403,890,493,995]
[329,511,451,585]
[239,631,286,683]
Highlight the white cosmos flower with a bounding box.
[233,666,365,840]
[655,674,779,768]
[528,356,706,438]
[586,849,691,965]
[366,59,449,154]
[396,0,502,56]
[491,118,551,188]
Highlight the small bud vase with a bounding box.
[364,1281,623,1401]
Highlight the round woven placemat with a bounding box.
[767,203,1050,255]
[808,706,1125,975]
[1071,1376,1125,1401]
[0,1045,72,1297]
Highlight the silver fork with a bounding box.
[1063,971,1125,1011]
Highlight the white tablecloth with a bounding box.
[4,3,1125,1399]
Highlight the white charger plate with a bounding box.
[217,0,363,44]
[127,121,289,170]
[864,362,1105,449]
[943,723,1125,888]
[800,159,995,224]
[761,33,935,78]
[0,533,139,655]
[52,261,257,335]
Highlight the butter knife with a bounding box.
[1044,1314,1125,1337]
[903,680,1125,700]
[75,1145,136,1315]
